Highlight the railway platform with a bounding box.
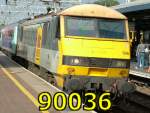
[130,62,150,79]
[0,51,95,113]
[130,62,150,96]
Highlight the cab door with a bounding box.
[35,26,43,65]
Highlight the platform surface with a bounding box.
[0,51,95,113]
[130,62,150,79]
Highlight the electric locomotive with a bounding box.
[0,4,133,94]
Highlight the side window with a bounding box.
[56,17,60,39]
[51,16,59,50]
[42,22,49,49]
[19,26,23,42]
[31,25,38,46]
[23,27,30,45]
[47,22,53,49]
[42,16,59,50]
[22,27,27,44]
[22,25,37,46]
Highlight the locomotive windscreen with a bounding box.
[65,16,127,39]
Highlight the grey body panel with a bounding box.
[27,45,35,63]
[40,48,59,73]
[16,42,27,58]
[16,15,59,74]
[17,42,59,74]
[16,43,35,63]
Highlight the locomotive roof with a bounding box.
[1,23,18,32]
[20,15,53,26]
[58,4,127,19]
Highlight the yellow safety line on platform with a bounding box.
[0,65,49,113]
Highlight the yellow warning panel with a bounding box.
[35,27,43,65]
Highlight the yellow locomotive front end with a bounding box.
[56,4,132,93]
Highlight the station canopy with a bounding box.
[113,0,150,30]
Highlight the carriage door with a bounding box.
[35,26,43,65]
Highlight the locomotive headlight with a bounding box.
[70,58,80,65]
[63,56,82,66]
[111,60,129,68]
[116,61,126,67]
[73,58,80,64]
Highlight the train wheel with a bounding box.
[32,64,40,76]
[27,62,34,72]
[38,67,48,80]
[47,72,54,84]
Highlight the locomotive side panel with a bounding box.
[16,16,60,74]
[17,24,41,63]
[40,17,59,73]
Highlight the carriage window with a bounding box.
[65,16,126,39]
[1,29,14,48]
[56,17,60,39]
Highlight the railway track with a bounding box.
[129,73,150,87]
[115,91,150,113]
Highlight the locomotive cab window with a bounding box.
[42,16,59,50]
[65,16,127,39]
